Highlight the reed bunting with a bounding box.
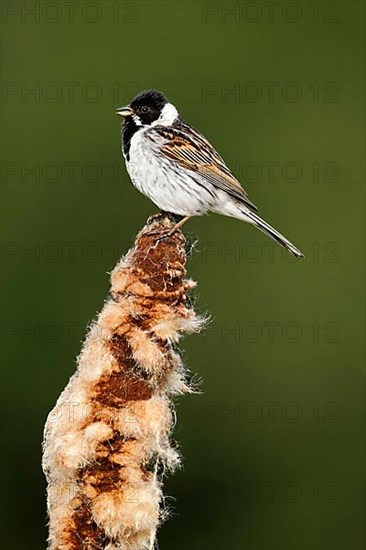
[117,89,303,258]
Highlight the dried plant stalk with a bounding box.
[42,213,203,550]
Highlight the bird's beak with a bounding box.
[116,106,133,117]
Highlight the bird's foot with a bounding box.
[144,226,177,242]
[144,216,191,243]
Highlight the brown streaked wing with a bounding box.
[152,123,258,212]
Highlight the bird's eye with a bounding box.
[140,106,149,114]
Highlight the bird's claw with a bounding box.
[144,228,176,242]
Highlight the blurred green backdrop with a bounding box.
[1,1,365,549]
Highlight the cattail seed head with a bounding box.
[42,213,203,550]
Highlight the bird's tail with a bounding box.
[244,211,304,258]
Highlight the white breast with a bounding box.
[125,128,215,216]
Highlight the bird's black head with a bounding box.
[118,89,168,126]
[130,90,168,125]
[118,90,177,160]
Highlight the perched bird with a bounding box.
[117,89,303,258]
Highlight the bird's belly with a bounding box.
[125,136,214,216]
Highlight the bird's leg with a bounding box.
[168,216,191,234]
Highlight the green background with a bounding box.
[1,1,365,548]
